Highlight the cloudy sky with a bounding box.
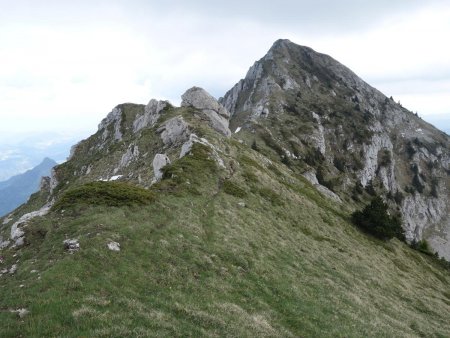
[1,0,449,144]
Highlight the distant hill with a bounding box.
[0,157,56,216]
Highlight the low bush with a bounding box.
[222,180,247,198]
[53,181,155,210]
[411,239,433,255]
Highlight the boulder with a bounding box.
[157,116,190,146]
[153,154,171,181]
[181,87,231,137]
[107,241,121,252]
[63,239,80,253]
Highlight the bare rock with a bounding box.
[157,116,190,146]
[181,86,229,118]
[118,144,140,169]
[153,154,171,181]
[107,241,121,252]
[181,87,231,137]
[133,99,168,132]
[63,239,80,253]
[302,170,342,203]
[98,107,123,142]
[9,264,17,274]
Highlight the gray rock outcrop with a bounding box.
[133,99,168,132]
[98,107,123,142]
[152,154,171,181]
[157,116,190,146]
[181,87,231,137]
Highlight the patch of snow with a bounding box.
[109,175,123,181]
[235,127,242,133]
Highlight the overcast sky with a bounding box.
[1,0,449,142]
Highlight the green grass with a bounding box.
[1,126,449,338]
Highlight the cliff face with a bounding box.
[221,39,450,258]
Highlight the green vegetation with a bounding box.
[222,180,247,198]
[352,196,404,241]
[411,239,432,255]
[53,181,155,210]
[0,136,449,337]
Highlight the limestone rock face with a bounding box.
[157,116,190,146]
[117,144,140,170]
[152,154,171,181]
[181,87,231,137]
[221,38,450,258]
[133,99,168,133]
[98,107,123,142]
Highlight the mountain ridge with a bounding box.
[0,40,449,337]
[221,39,450,258]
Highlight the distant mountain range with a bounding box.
[0,157,56,216]
[0,132,86,181]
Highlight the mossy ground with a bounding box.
[0,137,449,338]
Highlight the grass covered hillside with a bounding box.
[1,129,449,337]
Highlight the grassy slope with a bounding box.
[1,140,449,338]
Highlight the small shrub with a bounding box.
[378,149,391,167]
[222,180,247,198]
[394,190,404,204]
[251,140,259,151]
[352,196,404,240]
[258,187,283,206]
[365,181,377,196]
[333,156,346,172]
[53,181,155,210]
[411,240,433,255]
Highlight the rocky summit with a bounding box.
[222,39,450,258]
[0,40,449,337]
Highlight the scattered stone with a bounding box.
[107,241,120,252]
[152,154,171,181]
[30,270,38,274]
[13,308,30,318]
[9,264,17,274]
[238,202,246,208]
[63,239,80,253]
